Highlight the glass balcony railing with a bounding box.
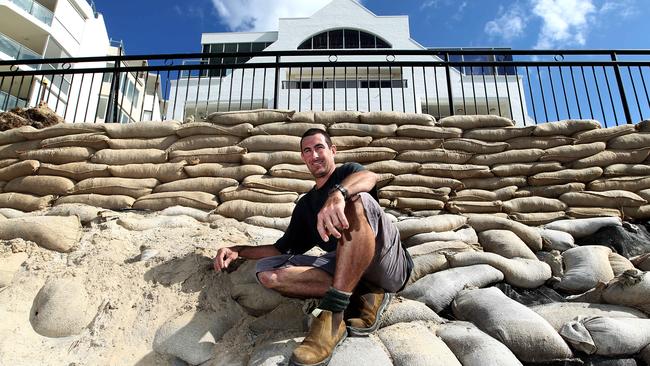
[0,31,42,61]
[0,90,28,111]
[8,0,54,26]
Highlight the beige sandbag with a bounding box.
[604,164,650,177]
[588,176,650,191]
[608,132,650,149]
[438,114,514,129]
[557,246,615,293]
[600,270,650,314]
[238,135,300,152]
[492,162,563,177]
[20,123,104,140]
[463,126,535,141]
[394,214,468,239]
[46,203,104,225]
[0,216,81,252]
[573,124,636,144]
[133,191,218,211]
[72,177,159,198]
[219,186,298,203]
[560,190,646,208]
[91,148,167,165]
[175,122,253,137]
[540,142,606,162]
[506,135,576,150]
[392,174,464,190]
[244,216,291,231]
[378,322,462,366]
[452,287,574,363]
[396,124,462,139]
[509,212,566,226]
[370,137,442,151]
[478,229,536,259]
[0,160,39,181]
[406,240,475,257]
[418,163,492,179]
[442,138,509,154]
[207,109,293,125]
[538,228,576,251]
[571,149,650,168]
[449,251,551,288]
[334,147,397,164]
[0,140,41,160]
[398,149,473,164]
[0,158,18,169]
[40,133,109,150]
[104,121,180,138]
[377,173,395,188]
[268,163,312,180]
[631,254,650,271]
[108,162,187,182]
[405,227,479,247]
[534,119,601,136]
[215,200,294,221]
[251,122,326,136]
[154,177,238,194]
[328,123,397,137]
[289,111,314,123]
[531,302,647,331]
[623,205,650,219]
[529,167,603,186]
[29,278,91,337]
[566,207,622,219]
[184,163,266,181]
[241,151,302,169]
[462,177,527,190]
[169,146,246,164]
[407,253,449,285]
[242,175,314,193]
[4,175,74,196]
[364,161,420,175]
[518,182,586,198]
[451,186,518,202]
[544,217,622,238]
[55,194,135,210]
[393,197,445,211]
[314,110,360,125]
[379,185,450,200]
[502,197,567,213]
[38,162,110,180]
[106,136,178,150]
[0,125,34,145]
[560,316,650,356]
[360,111,435,126]
[609,252,635,276]
[0,192,53,211]
[18,147,94,164]
[331,136,372,150]
[167,135,241,151]
[380,297,446,327]
[466,214,542,250]
[469,149,545,166]
[447,201,502,214]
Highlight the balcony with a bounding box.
[7,0,53,26]
[0,31,41,61]
[0,89,28,111]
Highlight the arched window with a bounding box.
[298,29,391,50]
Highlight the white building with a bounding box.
[168,0,528,124]
[0,0,161,123]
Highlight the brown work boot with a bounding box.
[290,310,347,366]
[346,282,392,336]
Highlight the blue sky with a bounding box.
[95,0,647,55]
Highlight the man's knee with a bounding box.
[257,269,283,290]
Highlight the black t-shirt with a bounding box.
[274,162,378,254]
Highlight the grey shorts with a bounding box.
[256,192,411,293]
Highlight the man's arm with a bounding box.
[213,244,281,271]
[317,170,378,241]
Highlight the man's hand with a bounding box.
[316,191,349,241]
[214,247,239,271]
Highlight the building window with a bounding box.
[200,42,273,77]
[298,29,391,50]
[282,79,407,89]
[142,110,153,121]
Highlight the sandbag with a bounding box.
[392,197,445,210]
[55,194,135,210]
[133,191,219,211]
[604,163,650,177]
[407,253,449,285]
[244,216,291,231]
[72,177,159,198]
[328,123,397,137]
[104,121,180,138]
[238,135,300,152]
[0,160,39,181]
[219,186,298,203]
[451,186,518,202]
[608,132,650,149]
[40,132,109,150]
[167,134,241,151]
[169,146,246,164]
[462,176,527,190]
[117,215,201,231]
[492,162,563,177]
[378,322,462,366]
[215,200,295,221]
[19,147,94,164]
[469,149,545,166]
[379,297,445,327]
[360,111,435,126]
[478,229,537,259]
[446,200,502,214]
[448,252,552,288]
[394,215,468,240]
[251,122,326,136]
[241,151,303,169]
[378,185,450,200]
[314,111,360,125]
[544,217,622,239]
[175,122,253,137]
[106,136,178,150]
[0,158,18,168]
[518,182,586,198]
[538,228,576,251]
[601,270,650,314]
[0,125,34,145]
[557,246,615,294]
[529,167,603,186]
[624,205,650,219]
[334,147,397,164]
[452,287,573,363]
[38,162,110,180]
[90,148,167,165]
[442,138,509,154]
[29,278,92,337]
[531,302,647,331]
[560,316,650,356]
[329,135,372,150]
[573,124,636,144]
[153,177,238,194]
[0,216,81,252]
[20,123,104,140]
[466,214,542,250]
[463,126,535,141]
[369,137,442,151]
[609,252,635,275]
[396,124,461,139]
[397,149,473,164]
[0,140,42,159]
[588,176,650,191]
[502,197,567,213]
[509,211,566,226]
[533,119,601,136]
[571,149,650,168]
[108,162,188,182]
[4,175,74,196]
[391,174,463,190]
[438,114,514,129]
[566,207,622,218]
[575,224,650,260]
[0,192,53,211]
[632,253,650,271]
[400,264,504,312]
[268,164,312,180]
[418,163,492,179]
[540,142,606,162]
[207,109,293,125]
[46,203,104,225]
[404,226,479,247]
[560,190,646,208]
[159,206,211,222]
[243,175,314,193]
[407,240,477,257]
[184,163,267,181]
[364,161,420,175]
[506,135,575,149]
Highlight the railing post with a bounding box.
[611,52,633,124]
[108,50,122,123]
[273,55,280,109]
[444,52,454,116]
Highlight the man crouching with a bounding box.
[214,128,412,366]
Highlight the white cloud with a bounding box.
[484,5,527,41]
[210,0,332,32]
[420,0,441,10]
[600,0,637,18]
[531,0,596,49]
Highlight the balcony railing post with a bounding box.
[273,55,280,109]
[444,52,454,116]
[108,51,122,123]
[611,52,633,124]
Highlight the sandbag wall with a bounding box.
[0,109,649,225]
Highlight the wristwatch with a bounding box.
[329,184,349,200]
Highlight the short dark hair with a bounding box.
[300,128,332,149]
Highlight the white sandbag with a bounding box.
[0,207,27,219]
[160,206,211,222]
[478,229,537,259]
[117,215,201,231]
[407,253,449,285]
[394,215,467,240]
[206,109,292,125]
[538,228,576,252]
[329,337,393,366]
[46,203,103,225]
[557,246,615,294]
[133,191,219,211]
[531,302,647,331]
[55,194,135,210]
[466,214,542,251]
[400,264,504,312]
[537,250,564,278]
[38,162,110,180]
[378,322,462,366]
[407,241,477,257]
[379,297,445,328]
[601,270,650,314]
[448,251,552,288]
[0,216,81,252]
[560,316,650,356]
[566,207,622,219]
[29,278,92,338]
[404,226,478,247]
[452,287,573,363]
[437,321,523,366]
[544,217,622,239]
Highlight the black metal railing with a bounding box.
[0,49,648,126]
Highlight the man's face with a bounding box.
[300,133,336,179]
